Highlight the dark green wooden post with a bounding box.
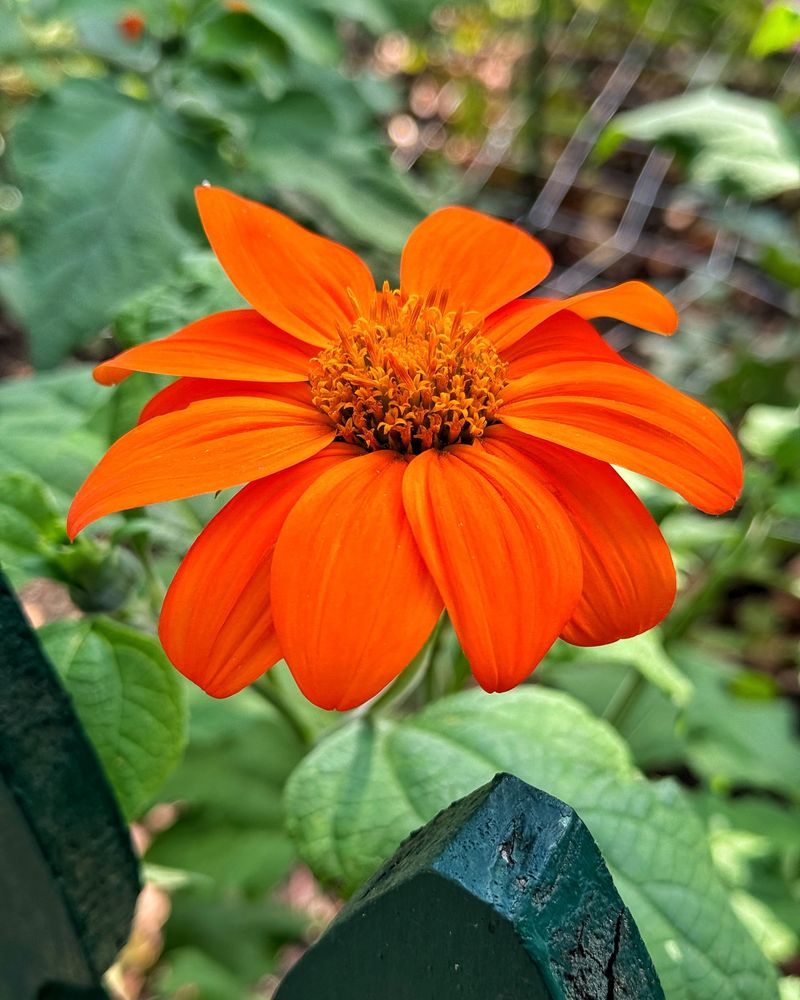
[277,772,664,1000]
[0,572,140,1000]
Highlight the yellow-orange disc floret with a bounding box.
[309,282,508,454]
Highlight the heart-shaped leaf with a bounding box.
[285,687,777,1000]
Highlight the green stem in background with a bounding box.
[365,613,449,719]
[602,668,646,730]
[663,506,770,645]
[252,672,317,748]
[604,498,771,730]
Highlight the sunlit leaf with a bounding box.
[597,88,800,199]
[749,2,800,58]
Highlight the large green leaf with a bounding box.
[247,91,426,252]
[597,88,800,200]
[39,616,187,819]
[285,687,778,1000]
[4,78,211,367]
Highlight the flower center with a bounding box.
[309,283,508,454]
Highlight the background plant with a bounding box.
[0,0,798,997]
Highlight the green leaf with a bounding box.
[146,687,303,894]
[39,616,187,819]
[0,472,63,581]
[695,793,800,964]
[597,88,800,200]
[149,688,307,994]
[555,631,694,707]
[112,250,245,349]
[286,687,778,1000]
[675,648,800,802]
[247,91,427,251]
[0,366,106,509]
[739,404,800,460]
[245,0,341,65]
[749,2,800,57]
[4,78,212,367]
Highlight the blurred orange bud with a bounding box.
[118,11,146,41]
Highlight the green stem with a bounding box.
[606,501,770,729]
[663,507,770,645]
[366,613,448,719]
[252,673,316,747]
[602,668,646,730]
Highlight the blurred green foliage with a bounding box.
[0,0,799,997]
[0,0,430,367]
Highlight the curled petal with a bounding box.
[68,396,334,537]
[95,310,313,386]
[196,185,375,347]
[486,280,678,353]
[271,450,442,710]
[160,444,361,698]
[402,444,582,691]
[500,360,743,514]
[485,425,676,645]
[400,206,552,317]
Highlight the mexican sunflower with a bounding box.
[68,186,742,710]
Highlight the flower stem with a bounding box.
[602,668,646,730]
[366,613,448,718]
[252,672,317,747]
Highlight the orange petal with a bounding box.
[160,443,361,698]
[486,280,678,353]
[271,450,442,710]
[495,310,628,380]
[94,310,313,386]
[485,425,676,645]
[402,444,582,691]
[500,360,743,514]
[68,396,335,538]
[400,206,552,317]
[138,378,312,423]
[195,186,375,347]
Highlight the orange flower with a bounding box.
[68,187,742,710]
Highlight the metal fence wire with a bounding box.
[393,0,799,354]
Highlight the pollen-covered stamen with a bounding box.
[309,282,508,454]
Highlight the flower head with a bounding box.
[68,186,743,710]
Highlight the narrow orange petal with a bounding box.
[160,444,362,698]
[500,360,743,514]
[486,280,678,353]
[495,310,628,380]
[138,378,312,423]
[402,444,582,691]
[94,310,313,386]
[271,450,442,710]
[195,186,375,347]
[400,206,552,317]
[486,425,676,645]
[67,396,335,538]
